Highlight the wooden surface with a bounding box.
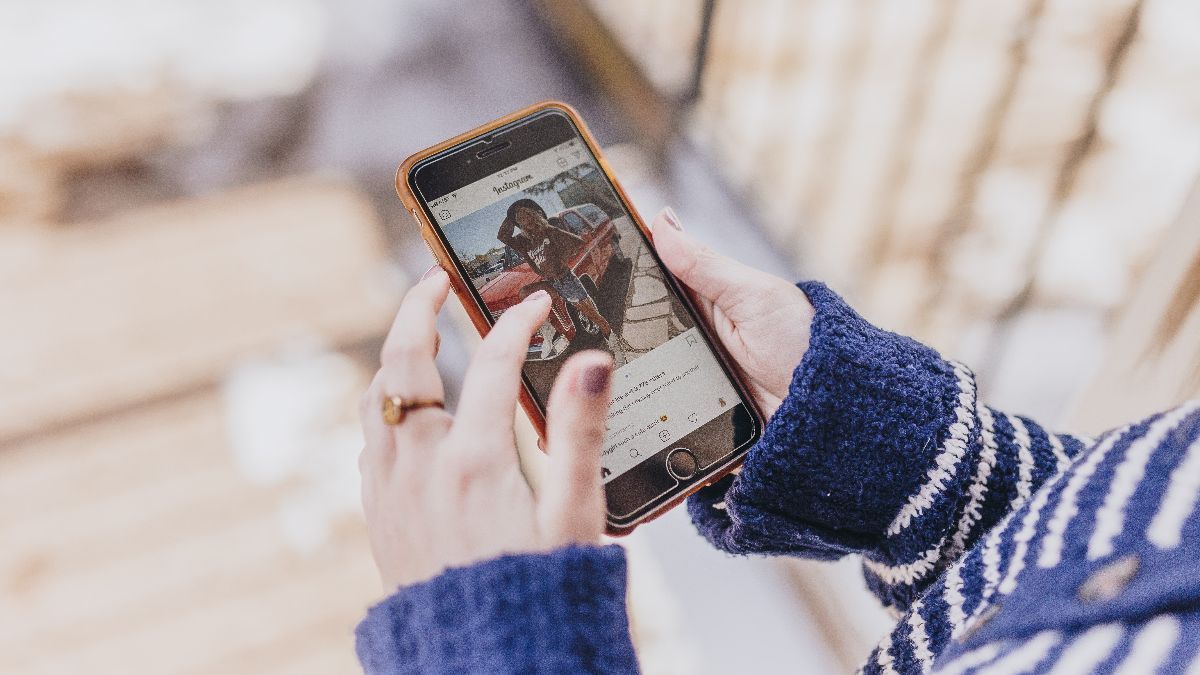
[0,391,378,675]
[0,177,396,674]
[0,177,393,444]
[1069,177,1200,434]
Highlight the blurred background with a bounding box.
[3,0,1200,673]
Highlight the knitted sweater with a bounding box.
[356,281,1200,674]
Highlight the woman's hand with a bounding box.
[651,208,814,418]
[358,268,613,590]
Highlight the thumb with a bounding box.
[651,208,774,322]
[538,350,612,544]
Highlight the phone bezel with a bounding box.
[397,101,763,533]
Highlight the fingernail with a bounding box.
[523,289,550,303]
[421,265,445,281]
[663,207,683,231]
[581,364,611,396]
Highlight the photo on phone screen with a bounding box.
[412,110,758,525]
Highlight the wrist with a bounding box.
[691,281,980,557]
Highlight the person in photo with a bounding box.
[497,198,616,342]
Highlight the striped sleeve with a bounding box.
[927,610,1200,674]
[688,281,1093,612]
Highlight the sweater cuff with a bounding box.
[690,281,978,558]
[355,544,638,675]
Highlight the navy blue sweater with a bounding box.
[356,282,1200,674]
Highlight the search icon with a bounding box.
[629,448,641,458]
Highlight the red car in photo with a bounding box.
[480,203,627,360]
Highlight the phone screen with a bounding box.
[410,108,758,525]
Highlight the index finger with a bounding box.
[379,267,451,365]
[452,290,551,440]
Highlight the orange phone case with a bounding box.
[395,100,760,534]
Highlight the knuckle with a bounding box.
[396,415,452,452]
[555,410,604,448]
[677,244,705,278]
[418,411,454,438]
[578,423,606,448]
[450,436,511,473]
[456,457,489,484]
[438,454,486,495]
[461,443,505,471]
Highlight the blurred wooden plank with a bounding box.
[699,0,803,190]
[750,0,866,249]
[586,0,706,97]
[924,0,1141,342]
[531,0,677,158]
[808,0,947,294]
[858,0,1038,331]
[1033,0,1200,309]
[0,392,227,533]
[0,148,61,223]
[0,177,392,444]
[14,538,373,675]
[691,0,760,154]
[1068,176,1200,434]
[0,391,378,675]
[1,457,262,582]
[186,616,362,675]
[692,0,857,246]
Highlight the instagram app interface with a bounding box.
[431,138,743,484]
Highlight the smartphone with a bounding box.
[396,101,762,534]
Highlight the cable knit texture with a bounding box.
[690,282,975,567]
[355,545,637,674]
[356,281,1200,674]
[687,282,1096,611]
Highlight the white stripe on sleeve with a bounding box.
[1044,623,1123,675]
[1089,402,1200,560]
[1048,432,1070,473]
[863,537,947,586]
[948,405,999,560]
[1006,414,1034,511]
[999,468,1066,594]
[908,599,934,674]
[887,362,976,537]
[874,634,899,675]
[976,631,1061,675]
[1111,615,1180,675]
[1147,432,1200,550]
[944,558,968,638]
[1037,427,1129,568]
[934,643,1001,675]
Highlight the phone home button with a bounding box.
[666,448,699,480]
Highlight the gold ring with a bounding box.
[381,395,445,425]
